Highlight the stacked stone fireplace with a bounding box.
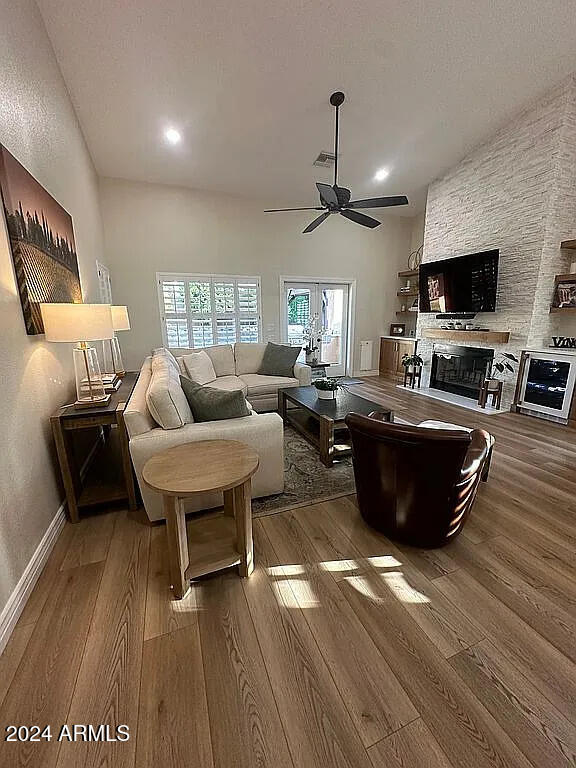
[416,76,576,410]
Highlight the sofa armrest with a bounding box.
[294,362,312,386]
[129,411,285,522]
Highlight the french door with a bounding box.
[283,281,350,376]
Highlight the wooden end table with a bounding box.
[142,440,259,599]
[51,371,139,523]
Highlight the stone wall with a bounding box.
[417,77,576,407]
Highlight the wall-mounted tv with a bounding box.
[419,249,499,314]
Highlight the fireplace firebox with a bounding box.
[430,344,494,400]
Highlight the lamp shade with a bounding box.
[111,305,131,331]
[40,303,114,342]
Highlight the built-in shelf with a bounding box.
[560,240,576,250]
[422,328,511,344]
[398,269,419,278]
[550,307,576,314]
[397,291,419,298]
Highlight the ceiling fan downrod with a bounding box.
[329,91,345,187]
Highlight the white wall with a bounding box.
[99,177,413,373]
[409,211,425,255]
[0,0,105,618]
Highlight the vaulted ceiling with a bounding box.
[37,0,576,214]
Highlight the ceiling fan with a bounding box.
[264,91,409,233]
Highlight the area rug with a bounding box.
[252,426,356,517]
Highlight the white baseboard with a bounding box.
[353,369,380,377]
[0,502,66,655]
[0,432,102,656]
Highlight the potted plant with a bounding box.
[303,341,319,364]
[312,377,339,400]
[401,353,424,373]
[302,313,327,364]
[485,352,519,390]
[486,352,518,392]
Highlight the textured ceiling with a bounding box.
[37,0,576,214]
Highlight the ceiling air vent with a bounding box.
[313,150,336,168]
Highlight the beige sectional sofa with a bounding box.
[124,344,311,521]
[182,341,311,411]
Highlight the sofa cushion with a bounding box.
[259,342,301,378]
[175,356,187,374]
[201,344,235,377]
[180,376,250,422]
[240,373,299,397]
[206,375,248,395]
[146,357,193,429]
[182,350,217,385]
[234,342,268,375]
[152,347,180,375]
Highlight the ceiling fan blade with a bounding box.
[340,209,381,229]
[334,185,351,206]
[264,206,325,212]
[347,195,409,209]
[303,212,331,233]
[316,182,339,207]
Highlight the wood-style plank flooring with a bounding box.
[2,377,576,767]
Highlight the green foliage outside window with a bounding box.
[288,293,309,325]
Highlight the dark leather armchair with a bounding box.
[344,412,492,548]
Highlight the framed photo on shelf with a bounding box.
[553,277,576,308]
[390,323,406,337]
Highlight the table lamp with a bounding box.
[40,303,114,407]
[102,305,130,379]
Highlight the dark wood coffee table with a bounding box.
[279,384,393,467]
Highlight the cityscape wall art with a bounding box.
[0,144,82,334]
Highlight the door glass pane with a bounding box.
[320,288,344,364]
[524,358,570,410]
[287,288,311,347]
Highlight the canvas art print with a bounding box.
[0,145,81,334]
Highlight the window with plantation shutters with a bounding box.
[157,273,262,349]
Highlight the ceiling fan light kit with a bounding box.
[264,91,409,233]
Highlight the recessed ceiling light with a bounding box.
[164,128,181,145]
[374,167,389,182]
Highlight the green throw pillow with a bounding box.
[180,376,250,422]
[258,342,301,378]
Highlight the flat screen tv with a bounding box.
[419,249,499,314]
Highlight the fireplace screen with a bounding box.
[430,344,494,400]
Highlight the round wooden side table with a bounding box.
[142,440,259,599]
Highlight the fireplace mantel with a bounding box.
[422,329,510,344]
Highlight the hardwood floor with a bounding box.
[2,377,576,767]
